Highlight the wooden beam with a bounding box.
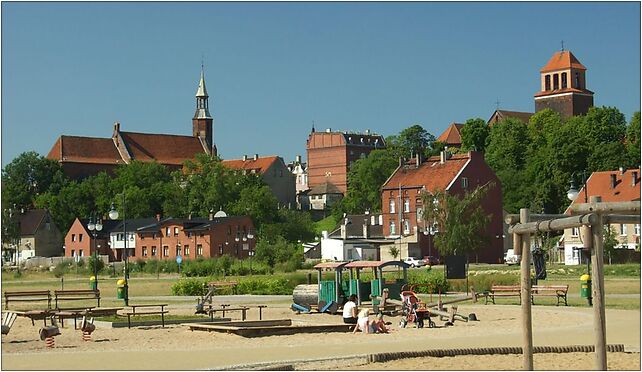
[569,201,640,214]
[505,213,568,225]
[603,215,641,224]
[519,208,533,371]
[590,196,607,370]
[508,214,597,235]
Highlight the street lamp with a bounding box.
[423,222,438,265]
[87,212,103,290]
[567,171,588,203]
[109,196,128,306]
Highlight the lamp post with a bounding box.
[109,194,128,306]
[567,171,588,204]
[87,212,103,290]
[423,222,438,266]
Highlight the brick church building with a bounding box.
[47,69,216,179]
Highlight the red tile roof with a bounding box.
[221,156,279,174]
[382,154,470,192]
[120,132,206,165]
[48,136,123,164]
[436,123,464,145]
[540,51,587,73]
[534,87,594,98]
[568,169,641,210]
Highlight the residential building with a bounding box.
[47,69,216,179]
[222,154,296,207]
[2,209,63,263]
[320,214,385,261]
[108,218,158,262]
[380,151,504,264]
[306,127,385,195]
[308,182,343,211]
[562,169,640,265]
[64,217,121,261]
[287,155,310,210]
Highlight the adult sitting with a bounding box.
[342,294,358,324]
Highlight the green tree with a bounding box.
[626,112,641,167]
[460,118,490,152]
[1,151,67,211]
[421,184,493,256]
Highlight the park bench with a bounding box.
[486,285,521,305]
[531,285,569,306]
[54,289,100,309]
[122,304,169,328]
[4,290,52,310]
[207,304,250,321]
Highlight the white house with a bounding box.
[320,214,385,261]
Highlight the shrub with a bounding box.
[88,255,105,274]
[171,278,207,296]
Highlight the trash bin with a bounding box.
[117,279,127,300]
[580,274,591,299]
[89,276,97,290]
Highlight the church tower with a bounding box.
[534,50,594,119]
[193,68,214,154]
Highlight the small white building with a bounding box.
[308,182,343,210]
[320,214,385,261]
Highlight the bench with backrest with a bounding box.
[531,285,569,306]
[122,304,169,328]
[486,285,521,305]
[54,289,100,309]
[4,290,52,310]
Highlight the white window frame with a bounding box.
[461,177,469,189]
[390,221,396,235]
[571,227,579,237]
[404,199,410,213]
[634,224,640,236]
[389,199,396,214]
[403,220,410,234]
[620,224,627,236]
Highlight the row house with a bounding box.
[380,151,504,264]
[562,168,641,265]
[65,215,256,261]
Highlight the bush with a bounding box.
[88,255,105,274]
[406,270,450,293]
[171,278,207,296]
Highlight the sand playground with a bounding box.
[1,301,640,370]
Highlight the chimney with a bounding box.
[114,121,120,133]
[340,224,347,240]
[620,166,625,175]
[209,212,214,221]
[440,150,446,164]
[253,154,259,161]
[610,174,617,189]
[363,218,369,239]
[295,155,301,163]
[188,213,192,220]
[632,171,639,186]
[415,152,421,167]
[242,155,247,161]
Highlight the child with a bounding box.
[371,312,389,333]
[353,308,371,334]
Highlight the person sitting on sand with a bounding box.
[353,308,371,334]
[342,294,358,324]
[371,312,389,333]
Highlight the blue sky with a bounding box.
[2,2,640,167]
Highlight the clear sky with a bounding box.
[2,2,640,167]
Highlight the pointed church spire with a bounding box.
[194,66,212,119]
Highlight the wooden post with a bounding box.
[589,196,607,370]
[520,208,533,370]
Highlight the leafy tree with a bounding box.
[229,185,278,228]
[461,118,490,152]
[420,184,493,256]
[386,124,436,160]
[2,151,67,211]
[603,226,619,265]
[626,112,641,167]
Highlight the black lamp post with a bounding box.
[423,222,438,266]
[567,171,588,203]
[87,212,103,290]
[109,193,128,306]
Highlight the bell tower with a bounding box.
[534,50,594,119]
[193,67,214,154]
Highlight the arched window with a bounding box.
[389,221,396,235]
[575,72,581,88]
[545,75,551,91]
[389,199,396,213]
[553,74,559,90]
[561,72,567,89]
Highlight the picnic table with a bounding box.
[122,304,169,328]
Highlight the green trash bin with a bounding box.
[580,274,591,298]
[89,276,97,290]
[117,279,127,300]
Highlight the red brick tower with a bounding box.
[534,50,594,119]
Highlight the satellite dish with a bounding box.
[213,210,227,218]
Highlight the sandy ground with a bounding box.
[1,301,640,370]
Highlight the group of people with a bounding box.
[341,294,389,334]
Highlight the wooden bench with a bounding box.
[486,285,521,305]
[207,305,249,321]
[4,290,52,310]
[122,304,169,328]
[54,289,100,309]
[531,285,569,306]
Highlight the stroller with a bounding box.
[399,290,436,328]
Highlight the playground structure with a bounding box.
[188,319,353,337]
[195,281,238,314]
[292,260,411,312]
